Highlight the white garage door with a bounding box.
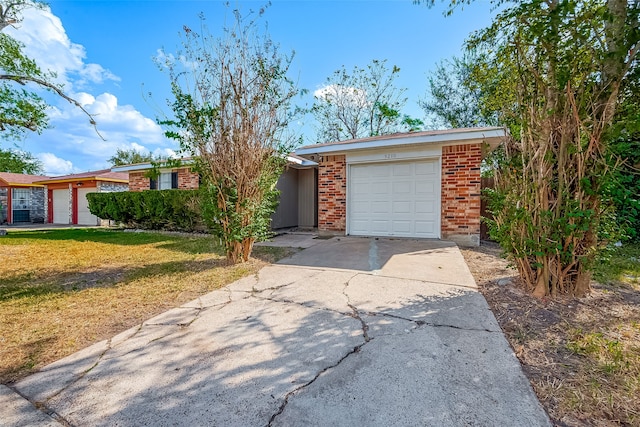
[52,189,70,224]
[349,159,439,238]
[77,188,98,226]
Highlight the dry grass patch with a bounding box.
[462,242,640,426]
[0,229,294,384]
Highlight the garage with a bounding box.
[37,169,129,225]
[348,159,439,238]
[77,188,98,225]
[52,189,70,224]
[295,127,507,247]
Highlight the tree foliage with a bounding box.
[108,148,155,167]
[604,65,640,241]
[0,147,43,174]
[158,7,298,263]
[419,0,639,297]
[0,0,97,140]
[421,53,499,129]
[468,0,640,297]
[311,59,422,142]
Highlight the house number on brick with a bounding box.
[384,153,397,159]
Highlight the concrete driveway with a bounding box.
[3,237,551,426]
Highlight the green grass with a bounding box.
[0,228,293,384]
[593,242,640,287]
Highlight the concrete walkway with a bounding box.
[3,237,551,426]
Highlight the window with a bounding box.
[12,188,30,210]
[153,171,179,190]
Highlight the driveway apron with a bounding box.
[4,237,551,426]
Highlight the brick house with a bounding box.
[112,156,319,229]
[294,127,505,246]
[0,172,48,224]
[113,160,201,192]
[33,170,129,225]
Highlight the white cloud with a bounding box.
[37,153,76,176]
[33,91,175,165]
[7,6,177,172]
[314,84,369,108]
[5,6,119,89]
[153,148,177,159]
[154,49,198,71]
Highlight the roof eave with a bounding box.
[111,158,195,172]
[33,177,128,185]
[295,128,506,156]
[0,182,45,187]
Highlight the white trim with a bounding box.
[296,128,505,156]
[111,159,194,173]
[286,155,318,168]
[346,145,442,165]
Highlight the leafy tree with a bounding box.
[477,0,638,297]
[419,0,639,297]
[108,148,155,167]
[158,7,298,263]
[0,0,97,139]
[604,65,640,241]
[421,53,499,128]
[0,147,43,174]
[311,59,422,142]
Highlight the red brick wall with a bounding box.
[318,154,346,232]
[128,168,199,191]
[129,172,150,192]
[177,168,199,189]
[441,144,482,239]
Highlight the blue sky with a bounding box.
[6,0,497,175]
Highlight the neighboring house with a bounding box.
[0,172,48,224]
[111,156,319,230]
[33,170,129,225]
[111,159,200,192]
[294,127,506,246]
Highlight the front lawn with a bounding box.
[0,228,291,384]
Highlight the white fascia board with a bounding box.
[111,158,195,173]
[111,163,153,172]
[286,155,318,168]
[295,128,506,156]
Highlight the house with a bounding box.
[294,127,506,246]
[0,172,48,224]
[112,156,319,230]
[33,170,129,225]
[111,159,200,191]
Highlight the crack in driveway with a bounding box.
[267,275,370,427]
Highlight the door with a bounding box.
[12,188,31,222]
[348,159,440,238]
[77,188,98,225]
[52,189,70,224]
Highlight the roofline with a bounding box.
[0,182,45,187]
[111,158,195,172]
[295,128,506,155]
[286,155,318,168]
[33,177,129,185]
[112,156,318,171]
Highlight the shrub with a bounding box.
[87,190,204,232]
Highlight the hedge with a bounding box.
[87,189,205,232]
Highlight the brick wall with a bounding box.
[128,168,199,192]
[129,172,150,192]
[177,168,199,189]
[318,154,346,232]
[441,143,482,245]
